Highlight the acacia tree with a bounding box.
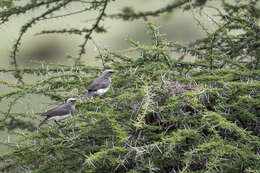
[0,0,260,172]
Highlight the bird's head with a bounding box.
[103,69,115,77]
[66,98,77,104]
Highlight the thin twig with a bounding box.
[78,0,109,58]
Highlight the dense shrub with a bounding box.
[0,0,259,172]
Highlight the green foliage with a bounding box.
[0,0,12,8]
[0,0,260,172]
[0,0,193,72]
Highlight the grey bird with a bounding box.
[38,98,76,127]
[84,69,115,99]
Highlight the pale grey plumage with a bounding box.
[38,98,76,127]
[84,69,114,99]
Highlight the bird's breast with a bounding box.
[96,85,110,95]
[71,105,75,112]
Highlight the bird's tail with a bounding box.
[38,117,49,127]
[83,92,94,99]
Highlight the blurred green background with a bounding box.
[0,0,211,68]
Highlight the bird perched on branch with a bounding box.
[84,69,115,99]
[38,98,76,127]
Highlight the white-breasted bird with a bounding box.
[84,69,115,99]
[38,98,76,127]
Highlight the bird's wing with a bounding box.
[87,77,109,91]
[41,103,71,117]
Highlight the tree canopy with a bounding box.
[0,0,260,172]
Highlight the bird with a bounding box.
[84,69,115,99]
[38,98,76,127]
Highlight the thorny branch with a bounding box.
[78,0,109,58]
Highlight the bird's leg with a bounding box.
[54,120,61,126]
[55,120,64,130]
[55,120,67,129]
